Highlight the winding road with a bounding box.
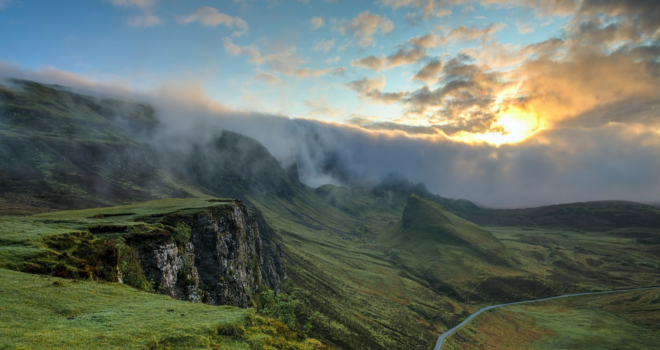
[433,286,660,350]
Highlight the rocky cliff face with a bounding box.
[127,200,284,308]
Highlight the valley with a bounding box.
[0,80,659,349]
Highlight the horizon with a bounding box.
[1,0,659,208]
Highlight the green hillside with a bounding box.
[383,195,545,303]
[467,201,660,231]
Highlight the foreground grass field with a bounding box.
[444,289,660,350]
[0,269,325,350]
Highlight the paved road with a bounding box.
[433,286,660,350]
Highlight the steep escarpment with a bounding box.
[125,200,285,308]
[0,198,285,309]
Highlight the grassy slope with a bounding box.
[0,269,324,350]
[489,226,660,291]
[468,201,660,232]
[250,190,471,350]
[444,289,660,350]
[382,195,528,303]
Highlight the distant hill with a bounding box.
[386,194,504,255]
[381,195,554,302]
[468,201,660,232]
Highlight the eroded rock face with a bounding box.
[130,201,284,308]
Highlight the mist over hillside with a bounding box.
[1,71,659,208]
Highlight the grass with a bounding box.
[444,289,660,350]
[488,226,660,290]
[33,197,236,221]
[0,268,325,350]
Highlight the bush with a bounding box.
[260,290,300,327]
[118,242,153,292]
[172,222,191,247]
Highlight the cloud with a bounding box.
[387,47,427,68]
[223,38,265,64]
[408,33,441,48]
[412,59,443,85]
[153,89,660,207]
[516,20,534,34]
[223,38,346,78]
[350,47,427,72]
[378,0,450,19]
[253,70,284,84]
[111,0,159,8]
[380,0,579,19]
[350,55,387,71]
[0,0,11,10]
[334,11,394,47]
[325,56,341,64]
[481,0,579,17]
[313,38,335,53]
[127,13,162,27]
[347,75,408,104]
[310,17,325,30]
[177,6,249,37]
[304,97,344,119]
[436,9,451,17]
[444,22,506,43]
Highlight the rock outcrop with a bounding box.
[127,200,284,308]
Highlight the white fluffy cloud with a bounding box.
[177,7,249,37]
[334,11,394,47]
[310,17,325,30]
[111,0,159,9]
[127,13,162,27]
[223,38,346,78]
[313,39,335,53]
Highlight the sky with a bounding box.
[0,0,659,207]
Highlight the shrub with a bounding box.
[260,290,300,327]
[172,222,192,247]
[117,242,153,292]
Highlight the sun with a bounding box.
[451,106,543,146]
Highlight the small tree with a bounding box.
[172,222,191,247]
[260,290,299,327]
